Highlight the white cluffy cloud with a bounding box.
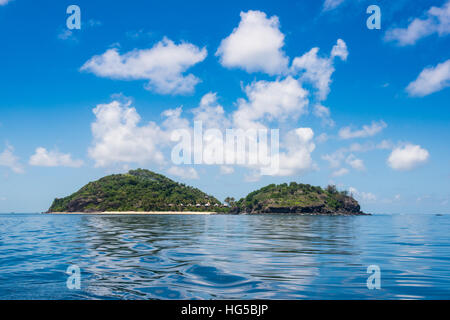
[81,37,207,94]
[89,99,168,167]
[387,144,429,171]
[0,0,12,6]
[192,92,230,130]
[291,39,348,101]
[339,120,387,139]
[275,128,316,176]
[216,10,289,75]
[232,76,308,130]
[29,148,84,168]
[385,0,450,46]
[0,144,24,173]
[198,88,316,177]
[192,90,316,177]
[406,59,450,97]
[87,87,318,179]
[167,166,199,180]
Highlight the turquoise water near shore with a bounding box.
[0,213,449,299]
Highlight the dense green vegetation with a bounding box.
[48,169,224,212]
[233,182,363,214]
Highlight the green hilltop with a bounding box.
[48,169,223,213]
[231,183,364,215]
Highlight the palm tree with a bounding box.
[224,197,236,207]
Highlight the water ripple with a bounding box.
[1,213,450,299]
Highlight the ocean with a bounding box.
[0,213,449,299]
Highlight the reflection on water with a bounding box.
[0,214,450,299]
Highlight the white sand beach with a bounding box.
[47,211,219,215]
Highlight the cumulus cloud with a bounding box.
[192,93,230,129]
[0,144,24,173]
[193,96,315,181]
[29,148,83,167]
[161,106,190,130]
[87,95,228,170]
[232,76,308,129]
[291,39,348,100]
[88,99,169,167]
[167,166,199,179]
[339,120,387,139]
[406,59,450,97]
[194,87,316,177]
[87,80,316,178]
[269,128,316,176]
[81,37,207,94]
[0,0,12,6]
[385,0,450,46]
[216,10,289,75]
[387,144,429,171]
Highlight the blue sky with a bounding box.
[0,0,449,214]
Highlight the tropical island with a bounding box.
[47,169,367,215]
[229,183,364,215]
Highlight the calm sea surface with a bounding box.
[0,213,449,300]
